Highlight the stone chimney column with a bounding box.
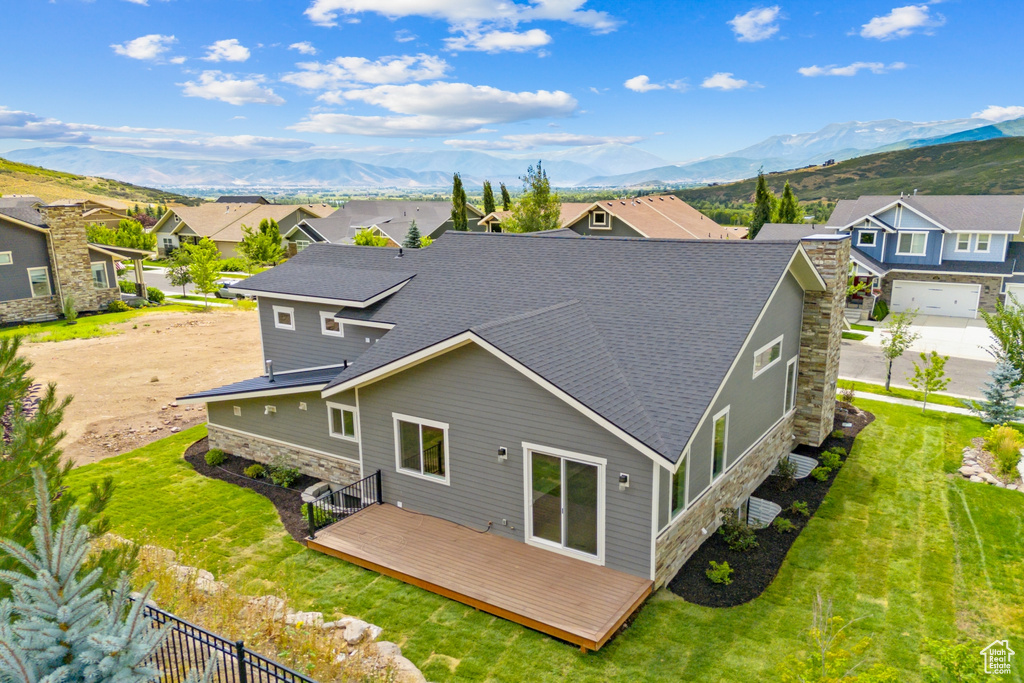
[793,234,850,447]
[39,204,104,312]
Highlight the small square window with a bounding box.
[233,406,242,417]
[0,251,11,265]
[295,240,310,252]
[956,234,971,252]
[857,231,876,247]
[320,311,343,337]
[591,210,609,228]
[328,403,358,441]
[273,306,295,330]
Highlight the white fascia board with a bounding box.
[788,244,828,292]
[333,316,396,330]
[177,383,328,405]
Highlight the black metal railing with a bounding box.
[134,598,318,683]
[305,470,382,539]
[422,442,444,477]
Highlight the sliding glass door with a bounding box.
[528,449,603,561]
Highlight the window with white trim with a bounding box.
[0,251,11,265]
[91,262,109,289]
[394,413,448,483]
[273,305,295,330]
[27,267,51,298]
[784,357,798,414]
[295,240,310,252]
[591,210,609,228]
[320,311,343,337]
[956,233,971,252]
[752,336,784,377]
[857,231,877,247]
[896,231,927,256]
[976,233,991,253]
[670,453,688,517]
[711,409,728,480]
[327,402,358,441]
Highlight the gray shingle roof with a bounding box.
[180,366,341,401]
[300,200,457,245]
[0,206,46,227]
[827,195,1024,233]
[753,223,838,241]
[233,257,415,304]
[227,233,806,463]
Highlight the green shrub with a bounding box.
[301,502,338,528]
[872,298,889,321]
[268,454,301,487]
[243,463,265,479]
[218,257,248,272]
[106,300,131,312]
[810,466,831,481]
[839,385,856,404]
[718,508,758,552]
[984,423,1024,477]
[62,294,78,324]
[127,298,144,309]
[831,429,845,439]
[706,561,733,585]
[205,448,226,466]
[821,451,843,470]
[776,456,797,491]
[789,501,810,517]
[773,517,795,533]
[146,286,165,303]
[118,280,136,294]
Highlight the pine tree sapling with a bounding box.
[482,180,496,215]
[880,309,920,390]
[500,182,512,211]
[62,294,78,324]
[403,220,422,249]
[907,351,950,413]
[966,359,1024,423]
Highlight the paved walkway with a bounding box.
[847,390,973,416]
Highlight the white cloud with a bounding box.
[701,72,756,91]
[395,29,417,42]
[860,5,944,40]
[624,75,687,93]
[729,6,781,42]
[169,56,187,64]
[288,41,318,55]
[282,54,448,90]
[203,39,251,62]
[444,132,644,150]
[180,71,285,105]
[798,61,906,77]
[445,28,551,53]
[292,113,495,136]
[111,34,177,61]
[972,105,1024,123]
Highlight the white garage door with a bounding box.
[1005,284,1024,310]
[890,280,981,318]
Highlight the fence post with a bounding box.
[235,640,248,683]
[306,499,317,540]
[375,469,382,504]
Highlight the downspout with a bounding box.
[44,229,66,310]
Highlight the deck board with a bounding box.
[307,504,652,651]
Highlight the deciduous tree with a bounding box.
[185,238,221,310]
[907,351,950,413]
[353,228,390,247]
[880,309,920,390]
[502,162,561,233]
[980,294,1024,385]
[167,249,193,297]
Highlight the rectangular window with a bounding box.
[91,262,109,289]
[976,233,991,253]
[328,402,358,441]
[320,311,343,337]
[272,305,295,330]
[784,357,798,414]
[591,210,609,228]
[394,414,449,484]
[752,335,784,377]
[857,231,876,247]
[896,231,927,256]
[956,233,971,252]
[671,454,688,516]
[296,240,310,252]
[712,409,728,480]
[0,251,11,265]
[27,267,51,298]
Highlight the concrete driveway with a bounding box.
[858,315,996,362]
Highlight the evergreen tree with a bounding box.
[777,181,801,224]
[965,359,1024,424]
[403,220,422,249]
[451,173,468,231]
[748,169,776,239]
[502,162,562,233]
[482,181,496,215]
[500,182,512,211]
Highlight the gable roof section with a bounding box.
[230,255,415,307]
[300,200,463,245]
[569,195,733,240]
[753,223,838,241]
[828,195,1024,234]
[160,203,335,243]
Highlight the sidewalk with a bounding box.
[847,390,973,416]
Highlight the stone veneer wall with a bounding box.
[207,423,362,484]
[880,271,1001,313]
[654,413,795,587]
[793,236,849,447]
[0,295,60,324]
[38,205,119,312]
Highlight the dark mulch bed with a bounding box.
[668,403,874,607]
[183,437,319,543]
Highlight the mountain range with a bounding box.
[5,115,1023,191]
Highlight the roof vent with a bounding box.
[396,247,404,258]
[265,360,275,383]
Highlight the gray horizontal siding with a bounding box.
[207,388,359,463]
[0,223,51,302]
[258,298,388,372]
[358,343,654,579]
[567,214,641,237]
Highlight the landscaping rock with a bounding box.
[958,466,977,477]
[388,654,427,683]
[339,617,373,645]
[195,577,229,596]
[301,481,331,503]
[285,611,324,628]
[373,642,402,659]
[242,595,287,621]
[980,472,1000,485]
[970,475,984,483]
[139,544,177,565]
[366,624,383,642]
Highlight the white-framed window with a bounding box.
[90,262,109,289]
[956,233,971,252]
[161,237,174,249]
[857,231,877,247]
[976,233,991,253]
[327,402,358,442]
[394,413,449,485]
[752,335,784,378]
[670,451,689,518]
[896,231,927,256]
[711,408,729,481]
[0,251,11,266]
[590,210,609,229]
[272,305,295,330]
[27,267,51,298]
[784,357,799,414]
[319,310,343,337]
[295,240,310,252]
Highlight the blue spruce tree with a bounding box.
[965,359,1024,424]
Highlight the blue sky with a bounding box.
[0,0,1021,163]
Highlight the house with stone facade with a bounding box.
[0,198,128,324]
[178,231,847,649]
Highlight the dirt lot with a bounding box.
[21,309,263,466]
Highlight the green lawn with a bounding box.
[66,402,1024,682]
[0,304,201,342]
[839,379,970,408]
[850,323,874,332]
[842,331,868,341]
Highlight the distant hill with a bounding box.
[674,137,1024,204]
[0,156,199,206]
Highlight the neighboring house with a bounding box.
[216,195,270,204]
[150,203,336,257]
[474,202,592,232]
[179,231,848,646]
[477,195,740,240]
[758,195,1024,319]
[285,200,483,252]
[81,206,130,229]
[0,199,130,323]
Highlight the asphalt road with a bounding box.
[839,338,996,398]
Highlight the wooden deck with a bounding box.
[307,504,653,651]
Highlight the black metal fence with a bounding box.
[137,599,318,683]
[305,469,382,539]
